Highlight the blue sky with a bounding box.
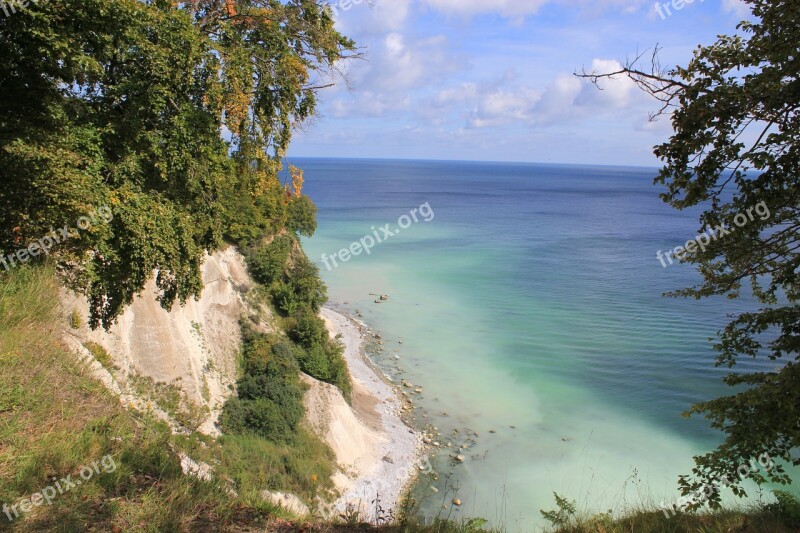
[289,0,753,166]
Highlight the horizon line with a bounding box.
[284,155,662,171]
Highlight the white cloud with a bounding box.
[721,0,750,19]
[385,33,406,56]
[331,0,412,34]
[323,30,462,119]
[420,0,649,20]
[422,0,549,18]
[448,58,644,129]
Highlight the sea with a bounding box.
[293,157,783,530]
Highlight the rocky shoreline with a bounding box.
[320,307,424,522]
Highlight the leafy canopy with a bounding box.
[0,0,354,327]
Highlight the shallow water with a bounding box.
[296,158,780,529]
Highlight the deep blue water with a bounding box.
[292,158,775,528]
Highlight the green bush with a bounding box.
[269,255,327,315]
[285,254,327,312]
[297,343,331,381]
[286,195,318,237]
[220,397,294,443]
[222,335,306,442]
[246,235,293,286]
[288,309,329,349]
[286,310,351,396]
[271,280,300,315]
[327,346,351,399]
[237,374,302,422]
[243,336,299,375]
[219,397,248,433]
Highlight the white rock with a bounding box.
[261,491,310,517]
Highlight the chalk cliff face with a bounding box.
[61,246,416,518]
[64,246,252,435]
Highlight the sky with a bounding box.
[288,0,754,166]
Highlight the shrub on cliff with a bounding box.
[288,309,329,348]
[220,398,295,443]
[270,254,327,315]
[287,195,318,238]
[288,310,352,398]
[222,335,306,442]
[246,235,294,287]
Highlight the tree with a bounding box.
[0,0,355,328]
[580,0,799,505]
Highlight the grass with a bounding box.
[83,341,114,371]
[534,490,800,533]
[539,507,800,533]
[128,374,210,432]
[173,427,337,509]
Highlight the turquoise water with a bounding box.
[295,158,776,529]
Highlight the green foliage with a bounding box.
[221,334,306,442]
[247,235,294,286]
[297,343,332,381]
[264,251,327,316]
[288,309,352,397]
[69,308,82,329]
[220,397,294,443]
[84,341,113,371]
[768,491,800,526]
[540,492,577,528]
[288,309,329,348]
[244,235,327,317]
[663,0,800,502]
[280,253,328,314]
[462,518,489,531]
[0,0,355,328]
[287,195,318,237]
[271,280,301,316]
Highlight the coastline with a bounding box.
[319,306,423,521]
